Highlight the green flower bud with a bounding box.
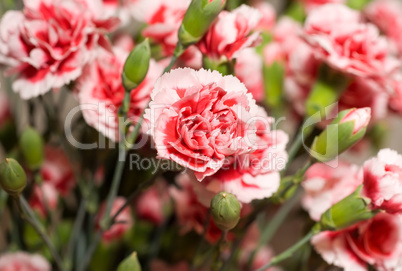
[320,185,378,231]
[310,108,371,162]
[122,39,151,91]
[0,158,27,196]
[211,191,241,231]
[19,127,44,170]
[117,252,142,271]
[178,0,226,47]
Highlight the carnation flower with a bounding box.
[302,161,363,221]
[145,68,261,181]
[29,182,59,217]
[362,148,402,214]
[0,252,51,271]
[29,146,75,217]
[235,48,264,102]
[365,0,402,56]
[135,180,171,225]
[169,173,225,243]
[0,0,119,99]
[312,213,402,271]
[76,44,164,141]
[304,4,399,79]
[191,107,288,203]
[96,197,133,243]
[198,5,262,61]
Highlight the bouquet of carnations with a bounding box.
[0,0,402,270]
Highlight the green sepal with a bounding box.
[117,252,142,271]
[178,0,226,46]
[320,185,379,231]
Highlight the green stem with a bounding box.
[17,196,65,271]
[77,232,102,271]
[65,198,87,271]
[80,51,180,270]
[255,224,321,271]
[190,211,211,271]
[110,170,161,223]
[247,188,303,268]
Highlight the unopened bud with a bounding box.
[310,108,371,162]
[117,252,142,271]
[178,0,226,47]
[0,158,27,196]
[122,39,151,91]
[320,185,378,231]
[19,127,44,170]
[211,191,241,231]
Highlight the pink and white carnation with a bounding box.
[0,252,51,271]
[0,0,119,99]
[365,0,402,56]
[362,148,402,214]
[96,197,133,243]
[29,182,59,217]
[312,213,402,271]
[191,107,288,203]
[304,4,399,80]
[302,0,345,13]
[302,161,363,221]
[235,48,265,102]
[139,0,190,56]
[131,0,201,67]
[41,146,75,196]
[76,43,164,141]
[198,5,262,61]
[144,68,261,181]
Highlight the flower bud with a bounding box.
[310,108,371,162]
[211,191,241,231]
[122,39,151,91]
[19,127,44,170]
[178,0,226,47]
[117,252,142,271]
[320,185,378,231]
[0,158,27,196]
